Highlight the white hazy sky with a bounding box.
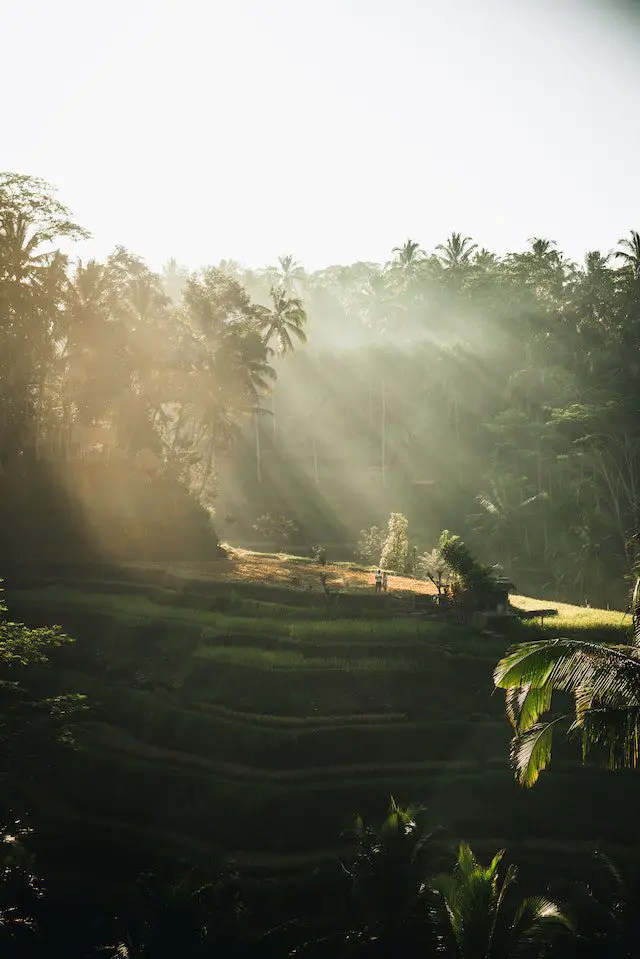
[2,0,640,270]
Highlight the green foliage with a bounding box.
[437,530,496,595]
[435,842,571,959]
[0,582,70,667]
[312,544,326,564]
[340,798,440,953]
[0,580,86,792]
[257,285,307,355]
[113,858,246,958]
[380,513,410,573]
[0,819,43,952]
[495,635,640,786]
[9,572,640,951]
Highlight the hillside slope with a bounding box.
[6,553,635,891]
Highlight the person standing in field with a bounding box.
[382,571,388,592]
[375,569,382,594]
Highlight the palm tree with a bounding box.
[435,843,570,959]
[257,286,307,355]
[390,238,426,286]
[474,248,498,269]
[63,259,115,423]
[161,257,188,304]
[585,250,610,275]
[474,476,547,577]
[528,237,558,261]
[435,232,478,269]
[560,852,640,958]
[494,585,640,787]
[341,799,440,956]
[254,285,306,450]
[181,268,277,490]
[614,230,640,279]
[275,253,305,295]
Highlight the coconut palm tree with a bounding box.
[160,257,188,304]
[614,230,640,280]
[585,250,610,275]
[435,843,570,959]
[340,799,441,956]
[63,259,118,427]
[257,286,307,355]
[275,253,305,295]
[494,584,640,787]
[435,232,478,269]
[474,476,547,576]
[473,248,499,269]
[254,285,306,449]
[529,237,558,261]
[390,238,426,287]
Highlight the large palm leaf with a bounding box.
[495,636,640,786]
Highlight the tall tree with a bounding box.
[257,286,307,355]
[435,232,478,269]
[614,230,640,280]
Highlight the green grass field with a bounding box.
[8,562,637,873]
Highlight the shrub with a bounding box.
[356,527,384,565]
[437,530,495,594]
[379,513,409,574]
[417,549,451,595]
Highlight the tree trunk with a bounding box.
[381,378,386,486]
[454,397,462,487]
[272,393,277,443]
[254,408,262,485]
[199,437,215,499]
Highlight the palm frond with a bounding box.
[593,851,625,901]
[511,894,573,945]
[632,576,640,647]
[476,493,500,515]
[505,683,553,733]
[575,706,640,770]
[495,639,640,702]
[510,718,566,788]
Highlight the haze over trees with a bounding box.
[2,171,640,605]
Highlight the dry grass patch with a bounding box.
[132,548,438,596]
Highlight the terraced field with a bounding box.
[7,562,640,881]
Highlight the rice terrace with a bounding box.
[5,551,637,880]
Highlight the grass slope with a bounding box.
[7,550,636,873]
